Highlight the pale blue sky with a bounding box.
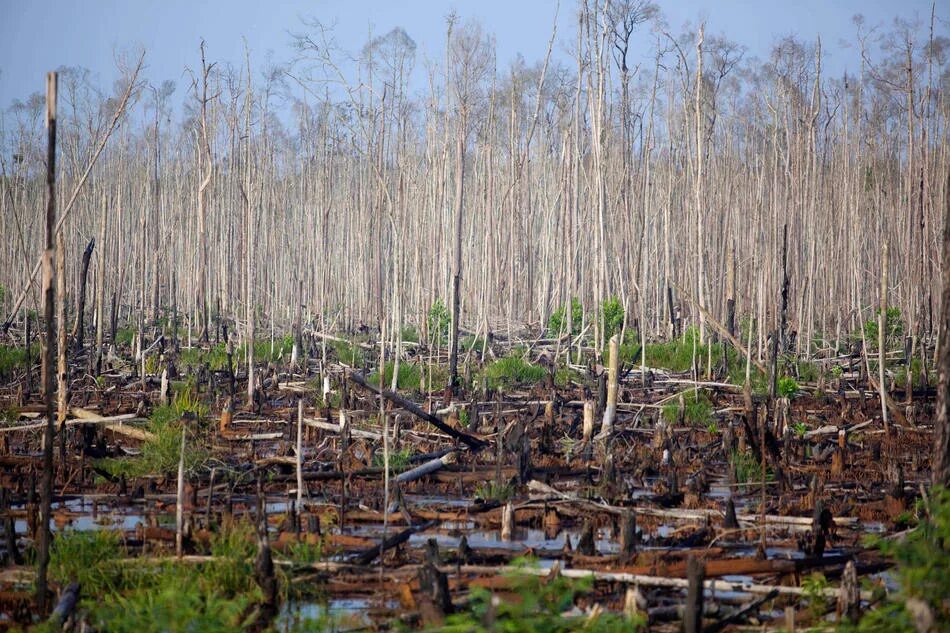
[0,0,941,108]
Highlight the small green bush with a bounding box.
[862,307,904,351]
[548,297,584,336]
[427,299,451,346]
[843,487,950,632]
[601,296,625,342]
[777,376,799,398]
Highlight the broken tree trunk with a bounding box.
[347,371,486,451]
[71,238,95,352]
[36,71,57,615]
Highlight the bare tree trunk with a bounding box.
[71,238,94,352]
[36,71,57,615]
[935,171,950,487]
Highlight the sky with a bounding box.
[0,0,941,110]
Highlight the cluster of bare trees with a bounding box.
[1,2,948,365]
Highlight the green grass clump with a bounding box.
[481,354,547,391]
[49,520,278,632]
[861,306,904,352]
[795,360,820,383]
[49,529,125,596]
[474,481,515,503]
[0,344,36,378]
[372,447,414,472]
[401,325,420,343]
[95,398,208,479]
[368,361,421,391]
[554,366,581,387]
[460,335,488,354]
[438,559,641,632]
[332,339,364,367]
[661,390,713,425]
[115,327,136,347]
[730,449,771,484]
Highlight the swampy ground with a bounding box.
[0,320,947,632]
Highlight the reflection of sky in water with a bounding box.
[276,598,398,631]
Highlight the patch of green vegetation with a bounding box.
[796,360,820,383]
[460,334,488,354]
[401,325,420,343]
[481,354,547,391]
[645,326,703,372]
[841,487,950,633]
[372,447,413,472]
[861,307,904,352]
[115,327,136,347]
[801,572,831,619]
[368,361,421,391]
[95,397,208,478]
[0,344,37,378]
[427,299,451,346]
[332,338,364,367]
[730,449,771,484]
[894,358,923,388]
[281,538,325,566]
[791,422,808,437]
[778,376,800,399]
[554,366,582,387]
[474,481,515,503]
[47,521,271,632]
[548,297,584,336]
[604,341,641,366]
[437,558,642,632]
[49,529,125,596]
[601,296,625,342]
[661,390,713,425]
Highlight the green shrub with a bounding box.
[115,327,136,347]
[372,447,413,472]
[844,487,950,632]
[474,481,514,503]
[777,376,799,398]
[0,344,35,378]
[49,530,124,596]
[548,297,583,336]
[95,403,208,478]
[862,307,904,351]
[601,296,625,342]
[427,299,451,346]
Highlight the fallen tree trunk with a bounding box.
[347,371,486,451]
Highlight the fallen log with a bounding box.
[347,371,487,451]
[452,564,873,600]
[395,452,457,484]
[348,519,439,566]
